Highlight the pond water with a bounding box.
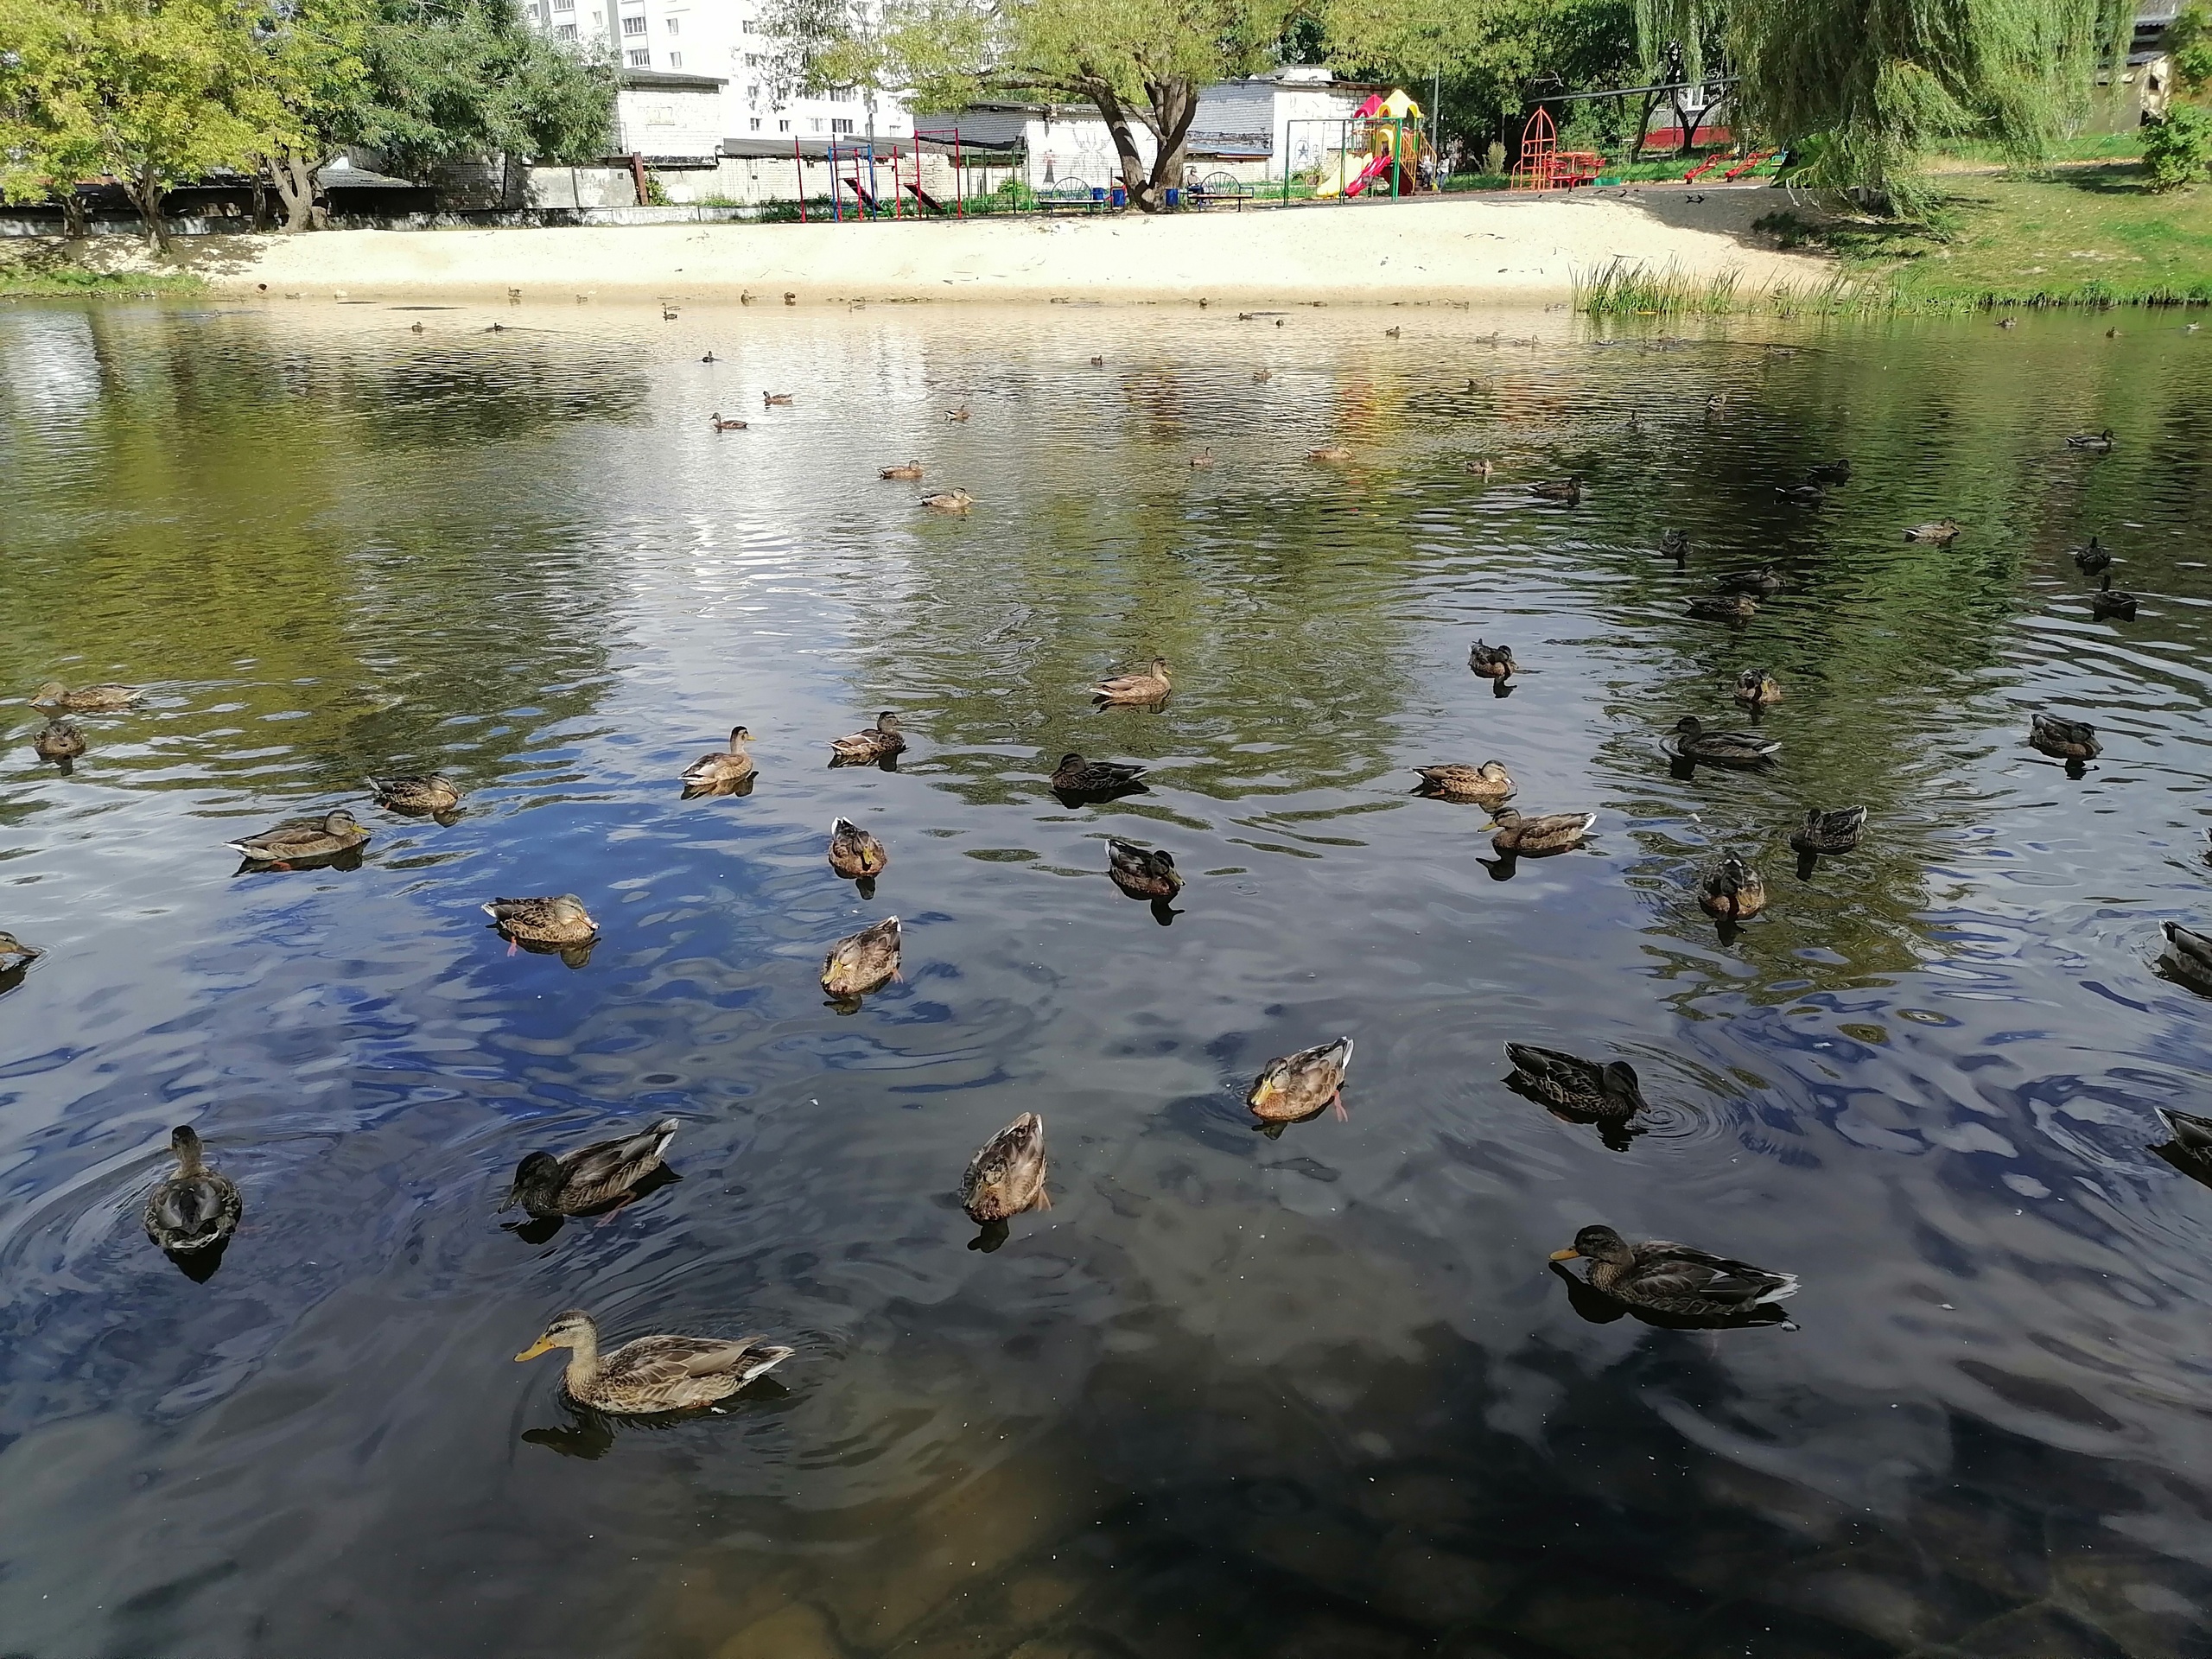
[3,294,2210,1659]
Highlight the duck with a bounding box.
[960,1112,1049,1223]
[2162,921,2212,994]
[699,350,715,362]
[1548,1224,1799,1319]
[1789,805,1866,855]
[822,916,900,1001]
[1505,1043,1646,1121]
[1666,716,1778,766]
[1090,353,1105,365]
[1106,839,1181,901]
[2064,427,2115,451]
[227,808,370,863]
[514,1310,792,1415]
[1904,518,1961,543]
[1052,753,1148,798]
[501,1119,681,1219]
[829,711,906,764]
[1699,852,1767,918]
[1307,445,1352,462]
[143,1126,242,1254]
[680,726,756,788]
[1486,806,1594,855]
[1718,565,1784,596]
[762,391,795,406]
[0,931,41,973]
[2154,1105,2212,1162]
[1092,658,1172,703]
[944,404,971,423]
[1466,640,1516,680]
[483,894,597,948]
[1253,367,1273,382]
[2028,713,2100,762]
[1804,457,1853,485]
[410,321,425,334]
[32,720,86,763]
[2071,535,2113,575]
[1705,392,1729,416]
[1465,458,1494,478]
[828,817,888,880]
[880,460,924,480]
[365,773,463,815]
[1660,529,1689,560]
[32,681,141,710]
[1687,594,1759,621]
[2088,575,2138,620]
[1529,474,1583,504]
[920,489,975,512]
[1733,667,1783,706]
[1247,1036,1355,1123]
[709,412,747,430]
[1190,449,1216,469]
[1412,761,1515,802]
[1774,482,1826,506]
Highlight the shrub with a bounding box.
[2143,105,2212,192]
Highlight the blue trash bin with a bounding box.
[1164,187,1181,207]
[1090,187,1106,203]
[1109,186,1128,208]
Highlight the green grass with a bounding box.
[0,257,205,299]
[1573,257,1745,315]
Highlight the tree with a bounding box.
[247,0,371,231]
[0,0,108,236]
[1637,0,2133,203]
[770,0,1297,212]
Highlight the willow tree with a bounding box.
[1640,0,2132,201]
[769,0,1295,211]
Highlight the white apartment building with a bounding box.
[523,0,911,155]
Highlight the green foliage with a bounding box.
[2172,3,2212,92]
[2143,104,2212,192]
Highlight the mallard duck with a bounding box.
[1090,353,1105,365]
[1486,806,1594,855]
[0,931,40,973]
[2088,575,2138,620]
[32,681,141,710]
[1052,753,1148,798]
[1107,839,1180,899]
[829,711,905,764]
[1733,668,1783,706]
[32,720,85,762]
[2071,535,2112,575]
[762,391,795,406]
[1529,475,1583,504]
[1688,594,1759,621]
[1254,367,1273,382]
[484,894,597,947]
[1247,1036,1355,1123]
[2028,713,2100,762]
[1505,1043,1645,1120]
[960,1112,1049,1223]
[944,405,971,423]
[1467,640,1516,680]
[2064,427,2114,451]
[2154,1106,2212,1161]
[681,726,755,788]
[821,916,900,1000]
[1092,658,1172,703]
[515,1310,792,1415]
[1307,445,1351,462]
[1719,565,1784,596]
[143,1126,242,1254]
[880,460,924,480]
[1190,449,1216,469]
[1775,482,1826,506]
[1413,761,1514,803]
[227,808,370,863]
[1904,518,1960,544]
[1465,458,1493,478]
[699,350,715,362]
[1789,805,1866,855]
[1660,529,1689,560]
[709,412,747,431]
[1666,716,1778,766]
[828,817,888,879]
[1548,1224,1799,1319]
[1705,392,1729,416]
[1804,457,1853,485]
[502,1119,681,1219]
[365,773,463,815]
[920,490,974,512]
[2162,921,2212,994]
[1699,852,1766,918]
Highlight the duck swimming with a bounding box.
[1548,1224,1799,1319]
[920,490,975,512]
[1106,839,1180,900]
[1529,475,1583,504]
[32,720,85,763]
[1789,805,1866,855]
[32,681,141,710]
[227,809,370,864]
[828,817,888,880]
[1051,754,1148,799]
[1413,761,1514,803]
[960,1113,1049,1224]
[2162,921,2212,995]
[483,894,597,948]
[1699,852,1766,919]
[1467,640,1516,680]
[1804,457,1853,485]
[709,412,747,431]
[1486,806,1594,855]
[2029,713,2100,762]
[1687,594,1759,621]
[365,774,463,815]
[1733,668,1783,707]
[880,461,924,480]
[143,1126,242,1254]
[2064,427,2114,451]
[821,916,900,1001]
[1904,519,1961,543]
[514,1310,791,1415]
[1718,565,1784,596]
[501,1119,681,1220]
[2088,575,2138,620]
[1307,445,1351,462]
[2071,536,2112,575]
[1665,717,1778,766]
[681,726,756,789]
[1247,1037,1355,1124]
[1505,1044,1645,1122]
[1092,658,1172,703]
[829,712,906,765]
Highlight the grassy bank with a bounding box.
[0,252,205,299]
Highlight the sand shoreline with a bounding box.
[61,188,1831,305]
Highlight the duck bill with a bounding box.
[1247,1078,1281,1111]
[1548,1248,1583,1262]
[514,1337,556,1362]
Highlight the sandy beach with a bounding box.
[77,188,1830,304]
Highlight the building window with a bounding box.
[627,48,650,63]
[552,0,571,9]
[665,15,677,30]
[621,13,645,32]
[830,118,854,134]
[747,84,759,100]
[778,118,790,132]
[668,49,682,65]
[749,117,762,130]
[555,19,576,33]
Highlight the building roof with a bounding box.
[315,160,423,190]
[618,67,728,91]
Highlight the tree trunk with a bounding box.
[60,188,89,241]
[1089,82,1153,207]
[121,163,168,251]
[269,151,321,232]
[1141,77,1200,211]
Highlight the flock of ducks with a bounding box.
[20,409,2211,1408]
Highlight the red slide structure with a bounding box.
[1341,150,1395,198]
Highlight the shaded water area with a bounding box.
[3,295,2211,1659]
